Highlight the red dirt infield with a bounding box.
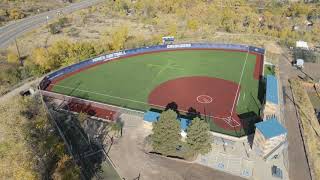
[148,76,242,131]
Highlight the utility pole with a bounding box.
[46,16,50,33]
[14,38,22,66]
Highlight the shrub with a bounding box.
[151,110,181,156]
[186,118,212,155]
[48,23,62,34]
[7,51,19,64]
[48,18,69,34]
[109,26,129,51]
[187,19,199,31]
[8,8,25,20]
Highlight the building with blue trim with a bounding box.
[266,75,279,105]
[253,118,287,159]
[143,111,190,133]
[263,75,279,120]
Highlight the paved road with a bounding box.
[279,52,312,180]
[0,0,103,48]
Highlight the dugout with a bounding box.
[262,75,279,120]
[143,110,190,136]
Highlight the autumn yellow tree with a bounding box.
[109,26,129,51]
[52,155,80,180]
[8,8,25,20]
[187,19,199,32]
[31,47,52,71]
[7,50,19,64]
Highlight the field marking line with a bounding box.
[52,84,152,105]
[222,117,241,127]
[138,61,185,97]
[230,47,250,117]
[197,95,213,104]
[146,61,185,71]
[148,61,185,82]
[50,84,235,121]
[147,63,184,71]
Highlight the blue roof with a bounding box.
[144,111,190,130]
[266,75,278,104]
[180,118,190,131]
[255,118,287,139]
[144,111,160,122]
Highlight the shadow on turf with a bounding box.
[258,78,266,105]
[150,101,262,140]
[239,111,262,146]
[154,101,202,120]
[151,103,204,132]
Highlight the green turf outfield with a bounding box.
[51,50,261,116]
[264,65,275,76]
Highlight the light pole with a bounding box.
[46,16,50,32]
[14,38,22,65]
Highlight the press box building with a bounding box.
[253,118,287,160]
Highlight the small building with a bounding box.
[20,88,36,96]
[162,36,175,45]
[296,40,309,50]
[306,20,313,27]
[296,59,304,69]
[252,118,287,160]
[263,75,279,119]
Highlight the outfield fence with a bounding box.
[40,43,265,90]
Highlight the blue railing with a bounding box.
[42,43,265,88]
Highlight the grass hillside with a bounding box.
[290,79,320,180]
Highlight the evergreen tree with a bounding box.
[151,110,181,156]
[186,117,212,155]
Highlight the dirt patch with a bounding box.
[64,101,118,121]
[265,42,282,55]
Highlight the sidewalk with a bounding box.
[195,140,289,180]
[278,53,312,180]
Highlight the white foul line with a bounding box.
[50,84,241,127]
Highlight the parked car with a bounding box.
[271,165,283,179]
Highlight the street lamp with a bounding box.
[46,16,50,32]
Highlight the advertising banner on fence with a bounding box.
[45,43,265,84]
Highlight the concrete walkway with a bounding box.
[0,78,41,102]
[278,52,312,180]
[108,114,246,180]
[195,139,289,180]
